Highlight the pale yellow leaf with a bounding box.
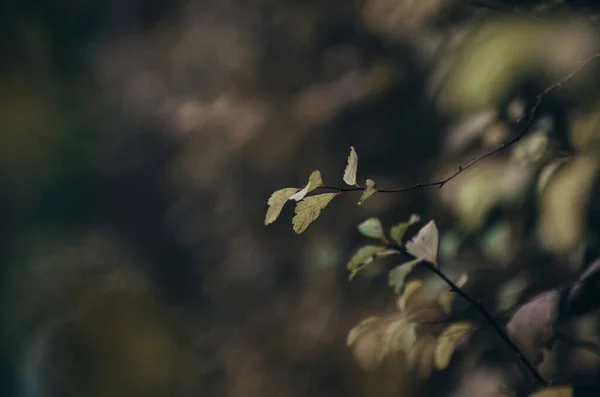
[347,317,380,346]
[398,280,423,311]
[264,188,299,225]
[406,220,439,266]
[438,290,456,315]
[434,322,473,370]
[292,193,336,234]
[289,170,323,201]
[529,386,573,397]
[358,179,376,205]
[343,146,359,186]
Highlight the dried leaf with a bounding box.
[358,179,376,205]
[434,322,473,370]
[343,146,359,186]
[506,290,559,366]
[292,193,336,234]
[388,258,421,293]
[357,217,385,240]
[406,220,440,266]
[529,386,573,397]
[389,215,420,245]
[438,290,456,315]
[264,188,300,225]
[289,170,324,201]
[398,280,424,312]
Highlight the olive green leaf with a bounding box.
[292,193,336,234]
[358,179,377,205]
[347,245,400,280]
[388,258,421,293]
[343,146,359,186]
[264,188,300,225]
[390,214,421,245]
[289,170,323,201]
[357,217,386,240]
[406,220,439,266]
[434,322,473,370]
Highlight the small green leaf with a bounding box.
[358,179,377,205]
[343,146,359,186]
[264,188,300,225]
[406,220,440,266]
[434,322,473,370]
[292,193,336,234]
[357,217,385,240]
[388,258,421,293]
[347,245,400,280]
[289,170,324,201]
[389,214,420,245]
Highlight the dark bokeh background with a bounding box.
[2,1,600,397]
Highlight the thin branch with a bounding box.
[420,261,549,387]
[318,52,600,194]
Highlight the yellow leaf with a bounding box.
[438,290,456,315]
[292,193,336,234]
[529,386,573,397]
[398,280,423,312]
[347,317,380,347]
[264,188,299,225]
[434,322,473,370]
[343,146,358,186]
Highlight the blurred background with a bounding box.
[2,0,600,396]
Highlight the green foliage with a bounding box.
[388,258,420,293]
[289,170,323,201]
[292,193,336,234]
[347,245,400,280]
[357,217,385,240]
[389,214,420,245]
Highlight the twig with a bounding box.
[318,52,600,194]
[421,261,549,387]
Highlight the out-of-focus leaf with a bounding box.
[289,170,323,201]
[357,217,386,240]
[398,280,424,312]
[506,290,559,366]
[406,220,439,266]
[456,273,468,288]
[406,335,436,379]
[445,161,533,231]
[292,193,336,234]
[434,322,473,370]
[512,130,552,165]
[567,258,600,318]
[438,290,456,315]
[529,386,573,397]
[480,221,514,264]
[347,317,380,347]
[392,322,417,354]
[571,107,600,153]
[496,274,529,313]
[343,146,359,186]
[539,155,599,253]
[388,258,421,293]
[358,179,377,205]
[439,230,463,261]
[537,158,569,196]
[348,245,400,280]
[264,188,300,225]
[389,214,420,245]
